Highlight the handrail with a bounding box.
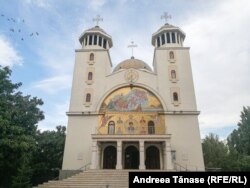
[51,162,91,181]
[174,162,187,171]
[78,162,91,171]
[174,162,199,171]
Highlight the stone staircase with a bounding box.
[34,170,129,188]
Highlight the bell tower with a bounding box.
[62,15,113,171]
[152,13,204,170]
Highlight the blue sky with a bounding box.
[0,0,249,140]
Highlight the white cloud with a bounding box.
[38,102,69,131]
[183,0,250,131]
[89,0,108,10]
[33,75,72,94]
[24,0,51,8]
[0,36,22,67]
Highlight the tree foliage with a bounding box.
[228,106,250,155]
[0,66,44,187]
[0,66,66,187]
[32,126,66,185]
[202,133,228,170]
[203,107,250,171]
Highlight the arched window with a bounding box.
[108,121,115,134]
[148,121,155,134]
[89,53,94,61]
[169,51,174,59]
[88,72,93,80]
[173,92,178,102]
[86,93,91,102]
[171,70,176,79]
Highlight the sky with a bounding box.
[0,0,249,140]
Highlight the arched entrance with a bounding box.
[124,146,139,169]
[103,146,117,169]
[145,146,160,169]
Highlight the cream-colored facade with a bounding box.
[61,21,204,174]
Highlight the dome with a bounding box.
[113,57,152,72]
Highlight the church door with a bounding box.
[145,146,160,169]
[124,146,139,169]
[103,146,117,169]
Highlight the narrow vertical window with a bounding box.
[166,32,170,43]
[86,93,91,102]
[103,39,107,49]
[172,32,176,43]
[88,72,93,80]
[89,35,93,45]
[148,121,155,134]
[171,70,176,79]
[173,92,178,102]
[89,53,94,61]
[94,35,97,45]
[177,34,180,44]
[157,36,160,47]
[169,51,174,59]
[161,34,165,45]
[108,121,115,134]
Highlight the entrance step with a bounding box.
[34,170,129,188]
[34,169,175,188]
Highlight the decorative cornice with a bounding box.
[91,134,172,141]
[66,110,200,116]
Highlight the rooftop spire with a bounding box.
[161,12,171,24]
[93,15,103,26]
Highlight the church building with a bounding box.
[61,14,204,176]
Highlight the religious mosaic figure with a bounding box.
[117,117,123,124]
[127,122,135,134]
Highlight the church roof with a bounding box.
[151,23,186,45]
[85,26,109,35]
[79,26,113,47]
[113,57,152,72]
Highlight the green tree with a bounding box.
[0,66,44,187]
[226,106,250,171]
[202,133,228,170]
[32,125,66,185]
[228,106,250,155]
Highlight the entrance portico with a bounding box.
[90,134,173,170]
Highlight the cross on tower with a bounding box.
[93,15,103,26]
[161,12,171,24]
[128,41,138,57]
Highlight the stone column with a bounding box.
[164,140,173,170]
[139,140,145,169]
[90,140,97,169]
[116,140,122,169]
[86,35,89,46]
[96,142,100,169]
